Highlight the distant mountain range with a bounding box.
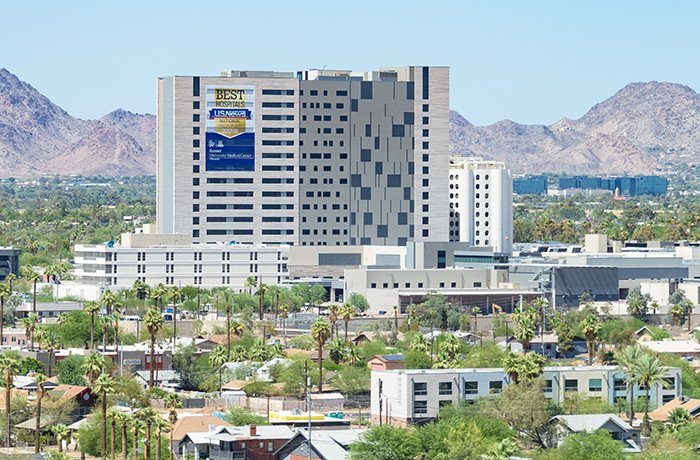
[0,68,698,176]
[0,68,155,176]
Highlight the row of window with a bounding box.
[370,281,483,289]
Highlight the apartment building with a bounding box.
[371,366,682,426]
[157,66,449,247]
[448,157,513,255]
[74,225,289,288]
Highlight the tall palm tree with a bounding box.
[51,424,69,453]
[149,284,167,310]
[580,315,601,365]
[280,304,289,347]
[616,345,643,424]
[132,279,150,310]
[164,393,182,460]
[20,314,39,350]
[245,276,257,295]
[168,287,181,344]
[42,332,60,377]
[633,354,669,436]
[225,303,231,358]
[0,354,19,447]
[107,407,121,459]
[130,416,145,460]
[84,301,100,349]
[82,352,105,386]
[340,304,356,342]
[209,345,228,396]
[0,283,10,346]
[153,414,169,460]
[256,281,268,321]
[5,273,16,293]
[328,304,340,337]
[411,334,430,353]
[93,372,116,459]
[114,411,130,460]
[109,310,122,358]
[311,317,332,392]
[21,267,41,315]
[33,373,48,453]
[139,407,158,460]
[144,307,164,389]
[100,289,118,316]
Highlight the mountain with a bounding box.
[0,68,155,176]
[1,68,698,176]
[450,81,700,174]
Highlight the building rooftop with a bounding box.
[371,365,643,375]
[642,340,700,354]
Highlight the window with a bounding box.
[439,382,452,396]
[439,400,452,408]
[564,379,578,392]
[489,381,503,394]
[543,379,553,392]
[413,401,428,415]
[464,381,478,395]
[589,378,603,392]
[413,382,427,396]
[613,378,626,392]
[663,377,676,390]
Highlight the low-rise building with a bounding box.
[367,355,405,371]
[551,414,640,453]
[74,224,290,289]
[641,340,700,358]
[371,365,682,426]
[16,301,83,320]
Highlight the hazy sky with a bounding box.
[1,1,698,125]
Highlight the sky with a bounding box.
[1,1,698,126]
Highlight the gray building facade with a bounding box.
[157,67,449,247]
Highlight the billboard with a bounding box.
[205,86,255,171]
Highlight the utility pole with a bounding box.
[305,360,312,460]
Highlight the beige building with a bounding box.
[157,66,449,247]
[372,365,682,426]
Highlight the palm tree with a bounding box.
[168,286,181,344]
[209,345,228,396]
[132,279,150,310]
[667,407,691,432]
[130,417,145,460]
[109,310,122,357]
[225,303,232,358]
[107,407,121,459]
[256,281,268,321]
[669,304,685,327]
[101,289,118,316]
[83,352,105,385]
[340,304,356,342]
[347,345,361,366]
[0,283,10,346]
[245,276,257,295]
[633,354,669,436]
[139,407,158,460]
[33,373,48,453]
[328,304,340,337]
[51,423,69,453]
[114,411,130,460]
[513,310,535,351]
[83,300,100,349]
[580,315,601,365]
[144,307,164,389]
[93,373,116,459]
[22,267,41,315]
[164,393,182,460]
[617,346,643,423]
[311,317,332,392]
[0,354,19,447]
[21,314,39,350]
[42,332,60,377]
[153,414,169,460]
[411,333,430,353]
[279,304,289,347]
[503,352,525,383]
[441,334,462,359]
[328,337,347,364]
[5,273,16,293]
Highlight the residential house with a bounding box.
[551,414,641,453]
[642,340,700,358]
[171,414,232,454]
[179,424,294,460]
[48,384,96,419]
[276,428,365,460]
[367,355,405,371]
[650,397,700,422]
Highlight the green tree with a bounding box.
[626,287,650,321]
[349,425,421,460]
[93,373,115,459]
[667,407,691,432]
[513,309,536,349]
[51,423,69,453]
[84,301,100,350]
[56,355,86,385]
[580,315,601,365]
[311,317,332,391]
[172,344,207,391]
[346,292,370,313]
[224,407,268,425]
[328,337,347,364]
[332,366,370,394]
[439,420,485,460]
[554,430,625,460]
[144,306,164,389]
[632,354,670,436]
[209,345,228,396]
[309,284,327,314]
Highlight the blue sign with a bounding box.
[205,132,255,171]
